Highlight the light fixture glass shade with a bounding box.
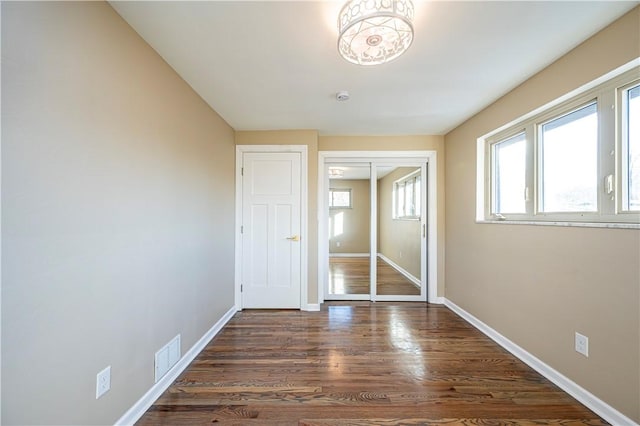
[338,0,414,66]
[329,167,344,178]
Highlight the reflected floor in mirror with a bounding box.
[136,302,606,425]
[329,257,420,295]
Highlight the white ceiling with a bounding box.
[110,1,637,136]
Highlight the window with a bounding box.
[479,65,640,227]
[394,171,421,219]
[329,188,352,208]
[540,102,598,212]
[492,132,526,214]
[623,83,640,211]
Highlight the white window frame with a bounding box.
[393,170,421,220]
[618,79,640,213]
[329,188,352,209]
[487,130,530,218]
[536,98,600,216]
[477,61,640,229]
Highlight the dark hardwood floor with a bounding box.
[137,302,606,425]
[329,257,420,296]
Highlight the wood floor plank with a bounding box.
[299,419,608,426]
[135,303,607,425]
[329,257,421,295]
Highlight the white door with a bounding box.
[241,152,302,308]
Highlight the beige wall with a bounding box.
[234,134,443,301]
[378,167,421,279]
[1,2,236,425]
[329,179,370,254]
[444,7,640,422]
[235,130,319,303]
[319,135,445,297]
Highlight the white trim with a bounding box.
[317,152,327,306]
[430,296,445,304]
[235,145,308,310]
[476,59,640,227]
[477,219,640,230]
[377,253,420,288]
[480,59,640,146]
[370,163,378,299]
[444,299,638,426]
[325,293,371,301]
[0,5,3,421]
[318,151,439,304]
[329,253,369,258]
[234,149,243,310]
[476,136,486,222]
[300,148,309,309]
[115,306,237,426]
[303,304,321,312]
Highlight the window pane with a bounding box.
[406,179,414,216]
[330,189,351,208]
[415,175,421,218]
[397,182,405,217]
[627,85,640,210]
[541,103,598,212]
[494,132,526,213]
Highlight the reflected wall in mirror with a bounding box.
[376,166,422,296]
[328,165,370,296]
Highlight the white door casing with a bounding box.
[318,151,440,305]
[235,146,308,310]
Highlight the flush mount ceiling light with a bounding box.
[338,0,414,66]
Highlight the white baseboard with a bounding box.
[329,253,369,258]
[429,296,445,304]
[377,253,421,288]
[444,299,638,426]
[115,305,238,426]
[304,303,321,312]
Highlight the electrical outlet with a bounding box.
[575,332,589,357]
[336,241,341,247]
[96,366,111,399]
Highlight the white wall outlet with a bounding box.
[336,241,341,247]
[155,334,181,383]
[96,365,111,399]
[575,332,589,357]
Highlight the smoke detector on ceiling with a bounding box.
[336,91,350,101]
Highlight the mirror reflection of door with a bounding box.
[376,166,421,296]
[327,164,370,297]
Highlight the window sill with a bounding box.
[476,219,640,230]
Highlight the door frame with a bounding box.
[318,151,438,304]
[235,145,308,310]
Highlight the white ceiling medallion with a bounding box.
[338,0,414,66]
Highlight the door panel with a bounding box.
[249,203,269,287]
[326,164,371,300]
[376,166,423,298]
[323,161,427,302]
[274,204,294,287]
[242,152,301,308]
